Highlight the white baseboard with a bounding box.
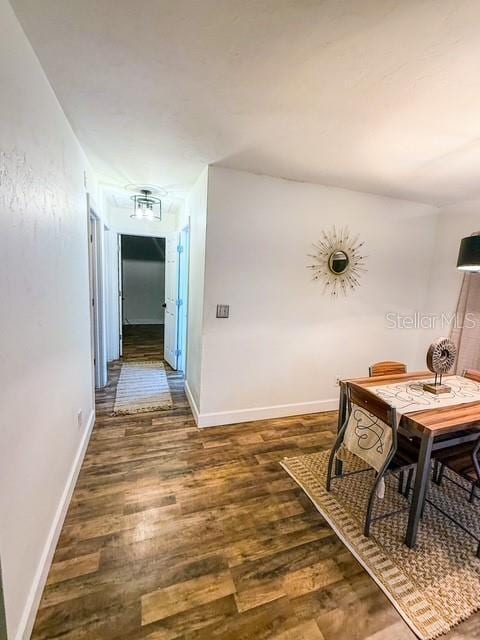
[15,408,95,640]
[184,380,200,424]
[191,398,338,428]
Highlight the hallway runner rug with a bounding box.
[281,451,480,640]
[113,361,173,415]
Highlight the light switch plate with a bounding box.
[216,304,230,318]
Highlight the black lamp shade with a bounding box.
[457,235,480,271]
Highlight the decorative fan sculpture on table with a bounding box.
[307,226,367,296]
[423,337,457,394]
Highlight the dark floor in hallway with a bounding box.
[30,326,480,639]
[121,324,165,362]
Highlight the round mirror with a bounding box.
[328,250,349,275]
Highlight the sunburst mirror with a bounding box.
[307,226,367,296]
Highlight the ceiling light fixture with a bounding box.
[130,189,162,221]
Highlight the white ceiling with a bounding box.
[11,0,480,205]
[104,187,181,216]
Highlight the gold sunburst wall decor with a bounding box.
[307,226,367,296]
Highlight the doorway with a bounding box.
[120,234,166,360]
[116,228,190,374]
[163,229,189,372]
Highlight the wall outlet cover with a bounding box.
[216,304,230,319]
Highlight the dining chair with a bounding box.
[433,439,480,502]
[326,383,417,537]
[368,360,416,495]
[463,368,480,383]
[369,361,407,377]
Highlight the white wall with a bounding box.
[419,199,480,359]
[191,166,439,426]
[107,205,177,237]
[424,199,480,316]
[123,259,165,324]
[185,168,208,412]
[0,2,95,637]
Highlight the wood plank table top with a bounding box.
[343,371,480,436]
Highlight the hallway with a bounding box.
[28,328,397,640]
[121,324,168,362]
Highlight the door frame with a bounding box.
[117,234,123,357]
[0,557,7,640]
[118,232,167,358]
[113,229,189,372]
[177,223,190,375]
[87,197,108,388]
[164,231,180,369]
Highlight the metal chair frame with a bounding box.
[433,440,480,503]
[326,384,415,537]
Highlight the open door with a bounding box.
[164,231,179,369]
[177,224,189,374]
[88,213,101,387]
[87,214,96,387]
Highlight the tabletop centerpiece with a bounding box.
[423,337,457,394]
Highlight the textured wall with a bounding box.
[0,2,95,637]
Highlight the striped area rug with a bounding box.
[113,361,173,415]
[281,451,480,640]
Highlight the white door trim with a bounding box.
[87,198,108,388]
[164,231,180,369]
[177,223,190,375]
[117,233,123,357]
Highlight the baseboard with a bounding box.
[15,409,95,640]
[184,380,200,424]
[124,319,164,325]
[196,398,339,428]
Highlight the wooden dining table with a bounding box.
[337,371,480,549]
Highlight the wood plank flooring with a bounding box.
[31,325,480,639]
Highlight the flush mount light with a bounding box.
[457,233,480,272]
[130,189,162,221]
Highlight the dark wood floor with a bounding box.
[31,325,478,639]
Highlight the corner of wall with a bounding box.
[185,166,210,415]
[184,380,200,425]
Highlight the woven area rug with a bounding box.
[281,451,480,640]
[113,361,173,415]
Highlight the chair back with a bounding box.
[464,369,480,383]
[369,361,407,377]
[341,383,397,474]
